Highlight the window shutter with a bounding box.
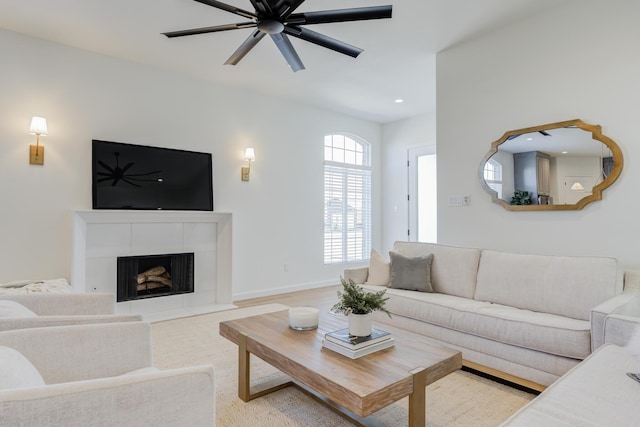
[323,135,371,264]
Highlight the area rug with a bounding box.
[151,304,535,426]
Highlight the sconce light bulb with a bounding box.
[244,147,255,162]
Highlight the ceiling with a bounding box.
[0,0,566,123]
[498,127,612,158]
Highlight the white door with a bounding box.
[408,147,437,242]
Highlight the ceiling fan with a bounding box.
[507,130,551,141]
[163,0,393,72]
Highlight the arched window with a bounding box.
[484,159,503,199]
[324,134,371,264]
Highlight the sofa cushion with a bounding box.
[388,252,434,292]
[364,285,591,359]
[0,301,37,318]
[392,242,481,298]
[365,249,390,286]
[475,250,618,321]
[0,346,46,390]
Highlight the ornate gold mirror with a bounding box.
[479,119,623,211]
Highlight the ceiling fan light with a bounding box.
[257,19,284,34]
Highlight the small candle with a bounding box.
[289,307,319,330]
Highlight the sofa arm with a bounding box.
[0,314,143,332]
[603,314,640,347]
[591,282,640,350]
[622,269,640,292]
[0,365,216,427]
[343,267,368,284]
[0,322,153,384]
[0,293,115,315]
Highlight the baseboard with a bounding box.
[463,359,547,393]
[233,280,338,301]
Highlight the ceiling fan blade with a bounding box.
[192,0,257,20]
[97,160,115,173]
[121,163,135,174]
[224,29,266,65]
[283,25,362,58]
[163,22,256,38]
[275,0,306,18]
[286,5,392,25]
[249,0,273,16]
[270,33,305,72]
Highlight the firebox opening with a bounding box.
[117,253,194,302]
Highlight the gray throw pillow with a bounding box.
[388,251,434,292]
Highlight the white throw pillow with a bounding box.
[365,249,390,286]
[0,346,46,390]
[0,300,37,318]
[625,326,640,361]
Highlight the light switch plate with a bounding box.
[448,195,463,207]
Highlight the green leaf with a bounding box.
[332,277,391,318]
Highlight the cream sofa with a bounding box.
[0,322,215,426]
[345,242,640,390]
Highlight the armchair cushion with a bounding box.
[0,347,44,390]
[0,301,36,318]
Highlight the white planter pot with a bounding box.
[348,313,372,337]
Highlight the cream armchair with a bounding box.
[0,293,142,331]
[0,322,215,426]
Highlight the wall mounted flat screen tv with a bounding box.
[92,140,213,211]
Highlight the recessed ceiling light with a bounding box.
[562,151,568,154]
[394,98,404,103]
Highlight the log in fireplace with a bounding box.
[117,253,194,302]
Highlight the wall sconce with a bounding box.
[241,147,255,181]
[29,116,48,165]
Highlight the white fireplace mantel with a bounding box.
[72,210,234,321]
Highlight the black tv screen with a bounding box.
[92,140,213,211]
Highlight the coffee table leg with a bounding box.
[238,332,251,401]
[408,367,427,427]
[237,332,293,402]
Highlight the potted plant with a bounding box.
[331,277,391,336]
[510,190,532,205]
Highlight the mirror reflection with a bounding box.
[479,119,623,211]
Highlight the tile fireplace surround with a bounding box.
[72,210,234,321]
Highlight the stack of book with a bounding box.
[322,327,394,359]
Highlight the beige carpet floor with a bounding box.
[151,304,535,426]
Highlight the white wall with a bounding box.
[436,0,640,269]
[381,113,436,253]
[0,29,382,298]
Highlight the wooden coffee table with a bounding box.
[219,309,461,426]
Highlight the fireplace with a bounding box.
[72,210,234,320]
[117,253,194,302]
